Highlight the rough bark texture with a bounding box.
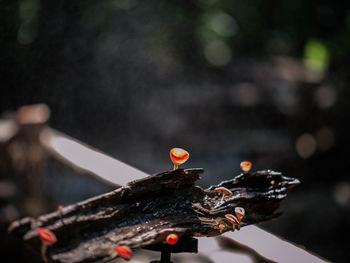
[9,168,299,263]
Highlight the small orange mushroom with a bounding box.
[219,224,225,234]
[170,148,189,170]
[225,214,240,231]
[37,228,57,262]
[166,233,179,245]
[234,207,245,221]
[115,246,132,260]
[240,161,252,173]
[58,205,65,225]
[214,186,233,201]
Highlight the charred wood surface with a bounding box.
[9,168,299,263]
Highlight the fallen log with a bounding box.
[8,167,299,263]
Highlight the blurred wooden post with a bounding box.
[0,104,52,217]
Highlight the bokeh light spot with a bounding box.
[209,11,238,37]
[296,133,316,158]
[314,85,337,109]
[230,83,260,106]
[303,39,330,73]
[0,120,18,142]
[16,104,50,124]
[204,40,232,66]
[315,127,335,151]
[333,182,350,207]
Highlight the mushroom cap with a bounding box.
[115,246,132,259]
[234,207,245,220]
[166,233,179,245]
[170,148,189,165]
[214,187,233,195]
[240,161,252,173]
[225,214,240,225]
[37,228,57,245]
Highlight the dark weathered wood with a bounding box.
[8,168,299,263]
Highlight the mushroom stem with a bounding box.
[58,206,64,225]
[173,164,179,170]
[41,244,48,262]
[231,224,236,231]
[221,194,226,201]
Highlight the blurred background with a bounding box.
[1,0,350,262]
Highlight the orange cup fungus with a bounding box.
[115,246,133,259]
[240,161,252,173]
[37,228,57,245]
[170,148,189,169]
[234,207,245,221]
[166,233,179,245]
[37,228,57,262]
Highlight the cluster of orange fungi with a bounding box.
[37,228,180,262]
[170,148,249,233]
[37,227,134,261]
[36,150,251,262]
[170,148,252,174]
[225,207,245,231]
